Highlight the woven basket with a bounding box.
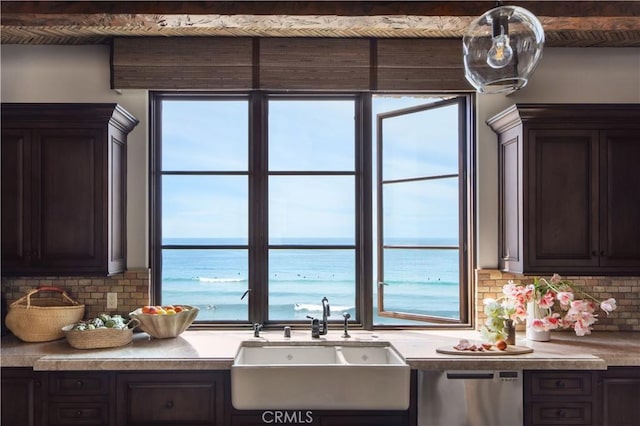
[6,287,85,342]
[62,318,140,350]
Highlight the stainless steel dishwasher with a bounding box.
[417,370,523,426]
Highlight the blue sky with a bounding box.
[161,96,459,241]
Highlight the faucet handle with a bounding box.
[253,322,263,337]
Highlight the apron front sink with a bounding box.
[231,340,410,410]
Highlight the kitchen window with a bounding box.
[150,92,473,328]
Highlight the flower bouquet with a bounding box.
[482,273,617,342]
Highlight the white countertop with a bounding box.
[2,329,638,371]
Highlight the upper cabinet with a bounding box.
[488,104,640,275]
[1,103,138,276]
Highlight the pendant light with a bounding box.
[463,3,545,94]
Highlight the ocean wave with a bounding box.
[195,277,247,283]
[294,303,354,312]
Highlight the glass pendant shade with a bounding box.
[463,5,545,94]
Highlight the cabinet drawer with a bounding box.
[530,401,592,425]
[530,372,592,396]
[49,372,111,396]
[48,401,110,425]
[128,382,214,423]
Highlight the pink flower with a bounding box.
[600,298,617,315]
[573,320,592,336]
[545,313,561,330]
[550,273,562,284]
[556,291,574,307]
[513,305,527,322]
[530,318,546,332]
[538,291,555,309]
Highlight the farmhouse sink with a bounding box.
[231,340,410,410]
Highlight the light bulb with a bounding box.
[486,33,513,69]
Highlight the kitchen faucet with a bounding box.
[342,313,351,338]
[253,322,263,338]
[321,297,330,333]
[306,297,330,338]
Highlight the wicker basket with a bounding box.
[5,287,85,342]
[62,318,140,350]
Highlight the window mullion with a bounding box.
[249,91,268,324]
[359,93,374,329]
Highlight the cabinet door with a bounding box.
[599,129,640,271]
[116,372,225,425]
[31,128,105,273]
[1,129,32,270]
[527,129,600,271]
[599,367,640,426]
[1,368,46,426]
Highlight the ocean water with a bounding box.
[161,238,460,324]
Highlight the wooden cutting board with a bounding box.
[436,345,534,356]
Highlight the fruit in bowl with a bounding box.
[140,305,188,315]
[130,305,199,338]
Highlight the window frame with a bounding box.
[376,96,471,325]
[149,91,475,330]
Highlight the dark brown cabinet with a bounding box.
[47,371,113,426]
[116,371,226,426]
[597,367,640,426]
[524,370,596,426]
[488,104,640,275]
[1,103,138,276]
[1,367,46,426]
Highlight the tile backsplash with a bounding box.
[3,268,638,332]
[476,269,640,332]
[2,269,150,320]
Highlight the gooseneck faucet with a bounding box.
[321,297,330,335]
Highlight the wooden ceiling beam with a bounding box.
[2,1,639,47]
[2,1,639,17]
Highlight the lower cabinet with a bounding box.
[524,370,596,426]
[1,367,46,426]
[116,371,226,426]
[524,369,640,426]
[598,367,640,426]
[47,371,113,425]
[1,368,414,426]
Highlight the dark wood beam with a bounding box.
[2,1,639,47]
[2,1,639,17]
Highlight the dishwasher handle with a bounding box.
[446,372,495,380]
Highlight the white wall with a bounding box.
[1,45,148,268]
[2,45,639,270]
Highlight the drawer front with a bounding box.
[126,382,215,423]
[530,372,592,396]
[530,401,592,425]
[49,372,110,396]
[48,401,110,425]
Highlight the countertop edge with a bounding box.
[2,330,639,371]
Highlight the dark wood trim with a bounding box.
[3,1,638,18]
